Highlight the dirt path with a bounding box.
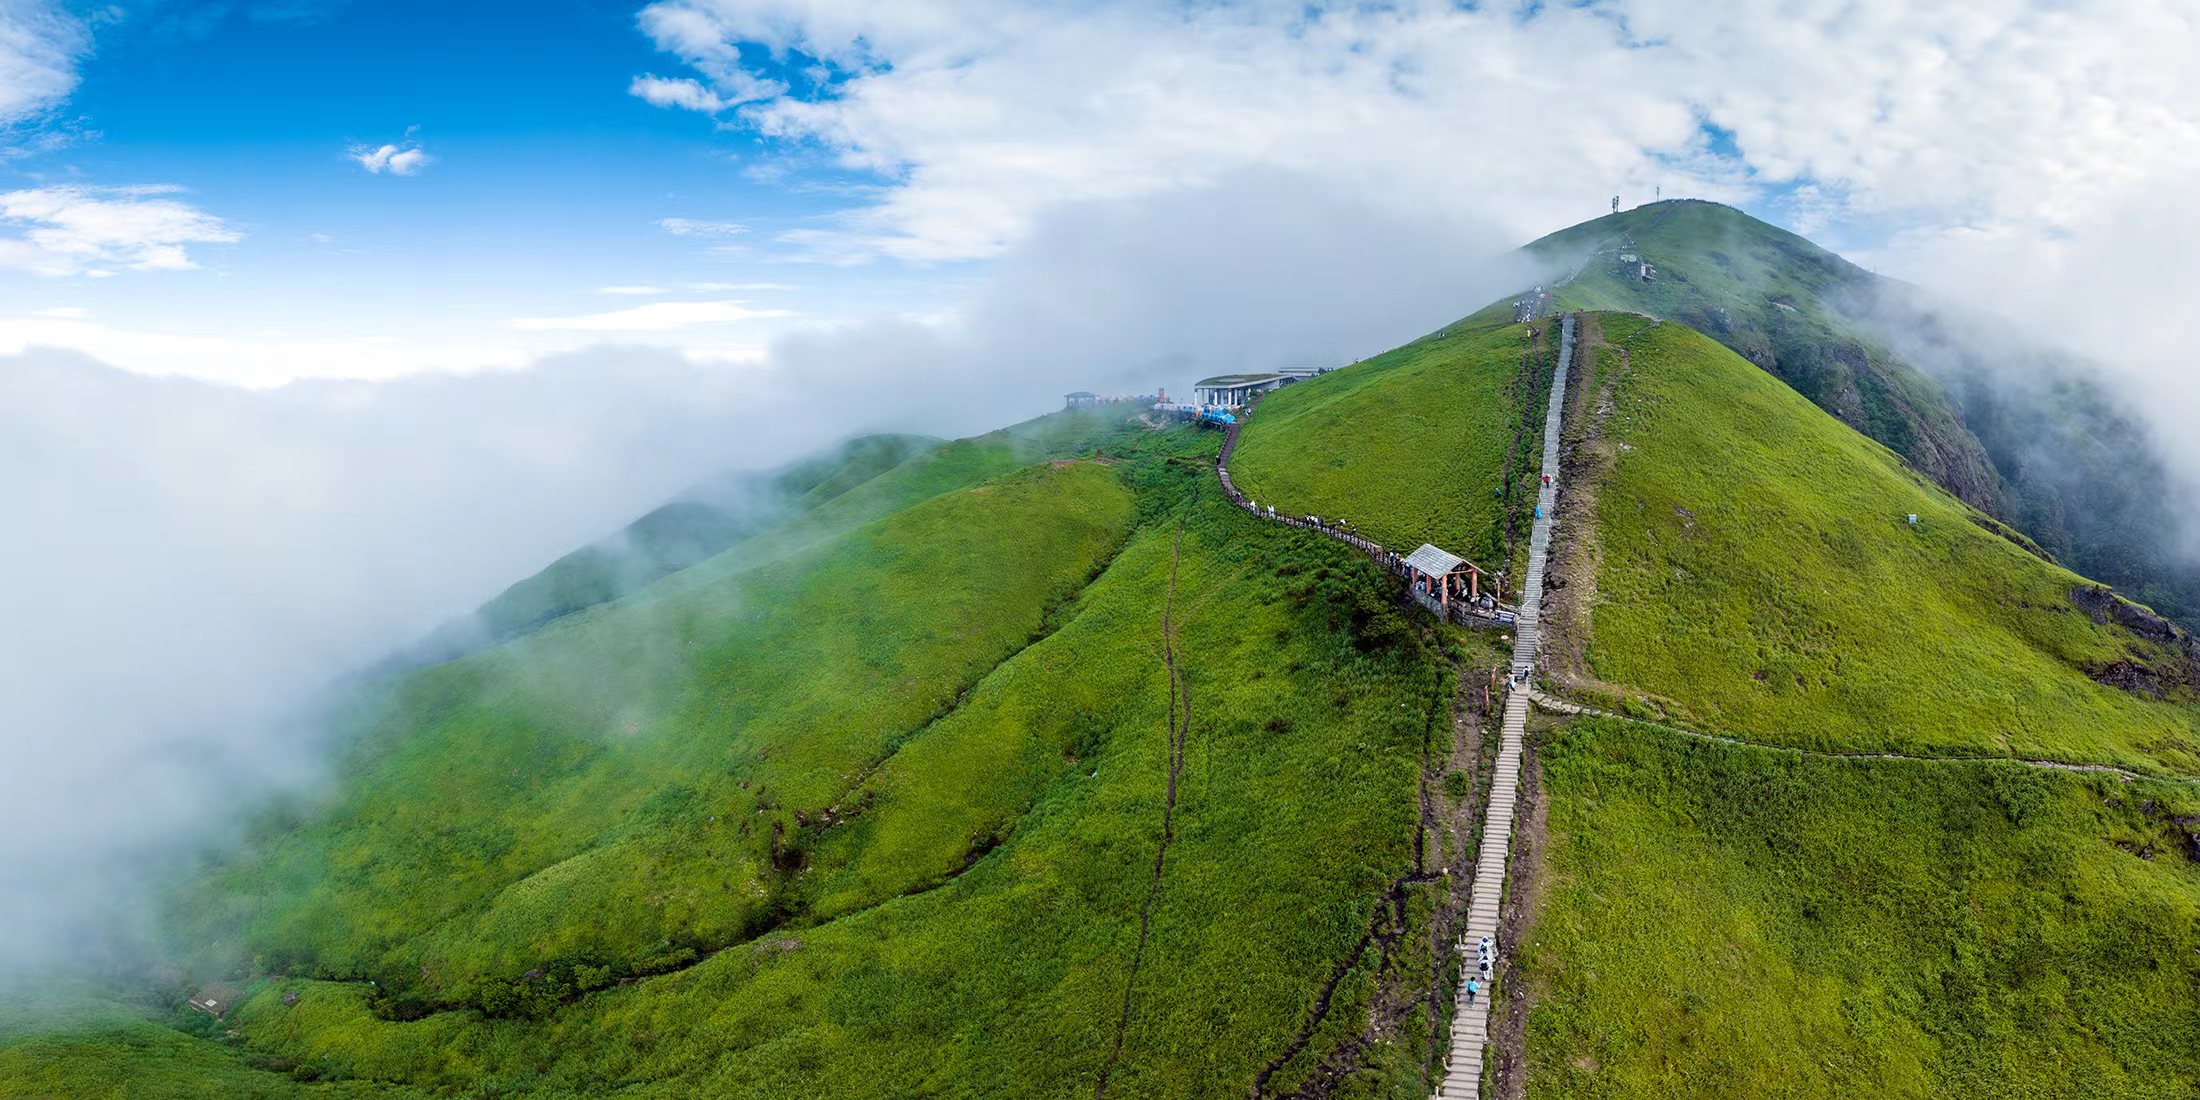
[1095,527,1194,1100]
[1524,688,2200,784]
[1541,317,1642,701]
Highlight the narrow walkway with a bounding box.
[1217,422,1517,626]
[1524,687,2200,785]
[1435,313,1573,1100]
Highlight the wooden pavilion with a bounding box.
[1402,543,1481,609]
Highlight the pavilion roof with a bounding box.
[1402,543,1471,577]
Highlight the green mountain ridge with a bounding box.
[7,210,2199,1098]
[403,432,944,666]
[1527,198,2200,625]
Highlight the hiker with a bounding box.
[1477,935,1494,959]
[1464,978,1480,1005]
[1478,957,1493,980]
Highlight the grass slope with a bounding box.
[15,411,1462,1097]
[416,434,944,660]
[1530,200,2002,511]
[1530,198,2200,626]
[1520,717,2200,1099]
[211,496,1447,1097]
[1228,315,1545,583]
[0,989,418,1097]
[176,458,1139,1014]
[1578,312,2200,773]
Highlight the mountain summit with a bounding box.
[1527,199,2199,624]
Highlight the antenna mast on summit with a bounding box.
[1611,195,1620,214]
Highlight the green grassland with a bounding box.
[5,409,1464,1096]
[1530,198,2200,627]
[1578,312,2200,773]
[447,433,943,651]
[0,990,415,1097]
[208,500,1448,1097]
[16,206,2200,1100]
[1518,717,2200,1099]
[1530,200,2001,511]
[175,457,1142,1012]
[1227,314,1546,584]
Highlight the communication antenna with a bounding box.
[1611,195,1620,214]
[1655,185,1661,201]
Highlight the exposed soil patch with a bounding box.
[1542,319,1638,701]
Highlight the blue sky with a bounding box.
[0,0,969,382]
[2,0,2196,388]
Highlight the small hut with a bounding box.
[186,982,244,1019]
[1403,544,1481,608]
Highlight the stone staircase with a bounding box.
[1435,312,1573,1099]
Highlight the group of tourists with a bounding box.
[1463,935,1497,1005]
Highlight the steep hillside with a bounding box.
[7,407,1481,1097]
[1528,199,2200,626]
[1529,201,2002,509]
[1229,309,1547,587]
[1521,719,2200,1099]
[177,460,1142,1008]
[13,239,2200,1098]
[1467,311,2200,1098]
[405,433,941,663]
[1557,313,2200,773]
[0,992,416,1097]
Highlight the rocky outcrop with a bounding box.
[2073,585,2200,697]
[2073,585,2182,643]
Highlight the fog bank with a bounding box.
[0,170,1534,977]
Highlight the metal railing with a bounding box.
[1215,422,1517,630]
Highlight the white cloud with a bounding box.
[627,3,786,113]
[629,71,785,115]
[0,167,1533,970]
[597,282,793,296]
[0,312,537,385]
[629,74,729,112]
[0,184,239,276]
[0,345,799,971]
[658,216,749,237]
[635,0,2200,266]
[0,0,87,130]
[349,139,432,176]
[510,298,794,331]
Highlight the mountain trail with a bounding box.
[1430,312,1575,1100]
[1521,687,2200,784]
[1095,525,1194,1100]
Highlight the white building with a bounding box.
[1192,368,1331,409]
